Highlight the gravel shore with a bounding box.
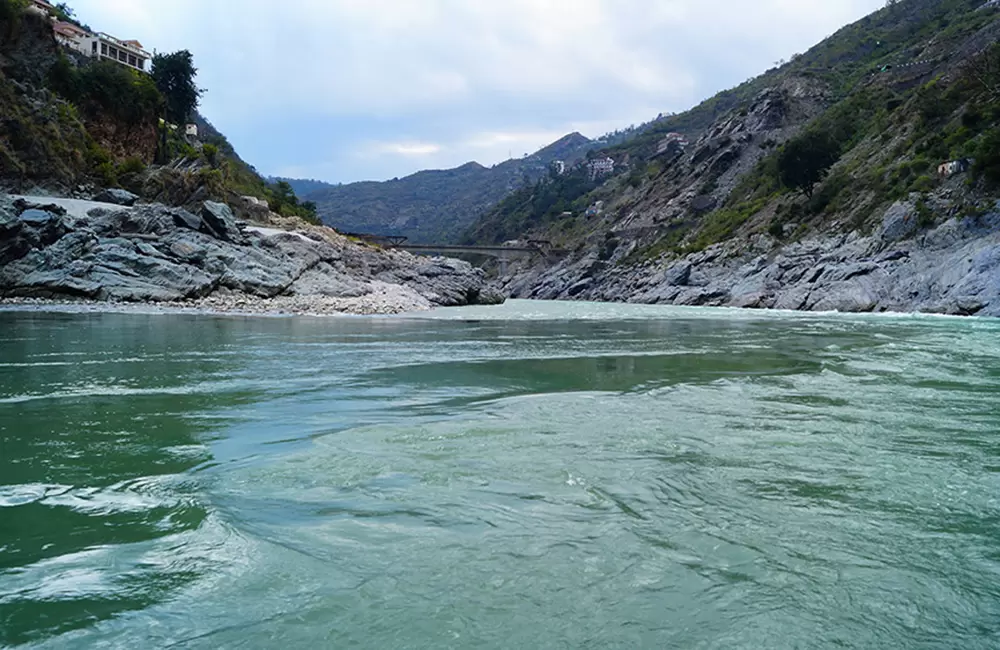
[0,280,436,317]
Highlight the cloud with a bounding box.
[372,142,443,156]
[71,0,886,183]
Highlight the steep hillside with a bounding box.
[304,132,595,243]
[272,177,339,198]
[0,4,109,189]
[473,0,1000,315]
[0,0,318,226]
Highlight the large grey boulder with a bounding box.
[200,201,243,242]
[877,201,918,244]
[92,188,139,207]
[663,261,692,286]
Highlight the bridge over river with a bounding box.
[341,233,568,272]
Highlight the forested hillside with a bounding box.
[467,0,1000,254]
[0,0,317,222]
[302,132,595,243]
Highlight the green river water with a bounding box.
[1,300,1000,648]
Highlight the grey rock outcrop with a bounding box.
[877,201,919,244]
[200,201,243,242]
[0,195,505,312]
[503,200,1000,318]
[91,188,139,207]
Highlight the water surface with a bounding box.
[2,301,1000,648]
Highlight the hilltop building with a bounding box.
[27,0,55,17]
[52,20,88,48]
[87,34,151,72]
[656,132,690,157]
[588,157,615,180]
[31,4,151,73]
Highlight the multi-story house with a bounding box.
[85,33,151,72]
[587,157,615,181]
[43,14,151,73]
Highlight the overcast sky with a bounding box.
[70,0,885,184]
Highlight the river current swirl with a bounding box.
[1,301,999,648]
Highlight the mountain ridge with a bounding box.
[298,131,597,242]
[478,0,1000,317]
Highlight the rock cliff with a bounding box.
[504,198,1000,317]
[0,195,504,314]
[469,0,1000,318]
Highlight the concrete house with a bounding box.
[50,19,151,73]
[938,158,974,177]
[588,157,615,181]
[656,132,690,157]
[81,33,151,72]
[26,0,55,17]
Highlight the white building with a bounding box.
[51,20,151,73]
[588,157,615,180]
[84,33,151,72]
[656,132,690,156]
[53,21,89,50]
[26,0,55,17]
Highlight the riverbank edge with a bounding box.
[0,287,438,317]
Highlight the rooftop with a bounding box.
[96,32,151,56]
[53,21,89,37]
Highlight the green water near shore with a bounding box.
[2,301,1000,648]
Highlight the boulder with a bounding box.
[877,201,918,244]
[663,262,692,286]
[92,188,139,207]
[170,208,202,231]
[200,201,243,242]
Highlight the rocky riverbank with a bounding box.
[503,199,1000,318]
[0,195,505,315]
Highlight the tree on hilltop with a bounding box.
[152,50,202,125]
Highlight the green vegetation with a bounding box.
[461,168,602,245]
[201,142,219,166]
[304,132,596,243]
[777,130,841,197]
[0,0,25,22]
[49,57,163,129]
[151,50,202,126]
[461,0,1000,264]
[972,126,1000,186]
[265,180,321,224]
[0,0,322,229]
[689,196,774,252]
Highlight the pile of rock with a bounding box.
[0,195,505,315]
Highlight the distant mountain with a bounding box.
[270,177,339,199]
[301,132,595,243]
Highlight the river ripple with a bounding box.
[1,301,999,648]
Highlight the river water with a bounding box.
[2,300,1000,648]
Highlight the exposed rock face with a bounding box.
[91,188,139,207]
[0,195,505,313]
[200,201,243,242]
[504,201,1000,318]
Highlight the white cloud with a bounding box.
[373,142,443,156]
[70,0,886,182]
